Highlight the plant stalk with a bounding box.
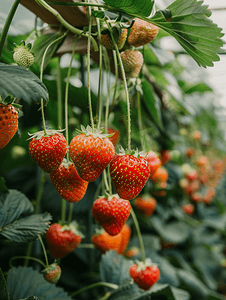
[70,282,118,298]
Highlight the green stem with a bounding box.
[67,203,74,224]
[78,244,95,249]
[87,5,95,131]
[137,90,145,150]
[112,50,119,107]
[0,0,21,58]
[61,199,66,224]
[10,256,46,269]
[57,58,63,129]
[34,169,46,214]
[38,235,49,267]
[70,282,118,298]
[103,169,110,193]
[96,18,103,129]
[130,207,146,263]
[36,0,98,51]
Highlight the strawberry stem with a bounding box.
[130,207,146,263]
[67,203,74,224]
[9,255,46,269]
[38,235,49,267]
[70,282,118,297]
[137,90,145,150]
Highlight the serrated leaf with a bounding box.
[0,212,52,243]
[0,190,34,229]
[6,266,72,299]
[0,63,48,104]
[149,0,224,67]
[103,0,154,18]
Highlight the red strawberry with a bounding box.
[120,50,143,78]
[129,259,160,290]
[43,263,61,284]
[69,126,115,182]
[160,150,172,165]
[50,161,88,203]
[146,151,162,177]
[128,18,159,47]
[185,170,198,182]
[190,192,202,203]
[192,130,202,141]
[0,103,18,149]
[101,27,127,50]
[110,150,150,200]
[92,194,131,236]
[181,203,195,215]
[185,147,195,158]
[108,128,120,146]
[195,155,209,167]
[92,228,122,253]
[29,130,67,173]
[46,221,83,259]
[134,195,156,217]
[117,223,131,254]
[150,166,168,184]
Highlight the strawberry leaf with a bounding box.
[149,0,224,67]
[0,63,48,104]
[103,0,154,18]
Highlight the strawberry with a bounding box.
[110,149,150,200]
[92,194,131,236]
[50,161,88,203]
[192,130,202,141]
[150,166,168,184]
[69,126,115,182]
[195,155,209,167]
[101,27,127,50]
[108,128,120,146]
[185,170,198,182]
[129,259,160,290]
[13,41,34,68]
[134,195,156,217]
[203,187,215,205]
[92,228,122,253]
[181,203,195,215]
[128,18,159,47]
[42,263,61,284]
[29,130,67,173]
[124,246,140,258]
[185,147,195,158]
[190,192,202,203]
[0,103,18,149]
[120,50,143,78]
[160,150,172,165]
[146,151,162,177]
[118,223,131,254]
[45,221,83,259]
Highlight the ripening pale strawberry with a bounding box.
[46,221,83,259]
[181,203,195,215]
[185,147,195,159]
[192,130,202,141]
[92,194,131,236]
[124,246,140,258]
[43,263,61,284]
[195,155,209,167]
[128,18,159,47]
[0,103,18,149]
[13,41,34,68]
[134,195,156,217]
[69,126,115,182]
[50,161,88,203]
[120,50,143,78]
[110,150,150,200]
[146,151,162,177]
[129,259,160,290]
[101,27,127,50]
[29,130,67,173]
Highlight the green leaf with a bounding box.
[0,63,48,104]
[6,266,72,299]
[0,177,8,193]
[0,212,52,243]
[150,284,190,300]
[183,83,213,94]
[103,0,154,18]
[0,267,9,300]
[149,0,224,67]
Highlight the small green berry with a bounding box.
[13,42,34,68]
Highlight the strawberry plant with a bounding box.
[0,0,226,299]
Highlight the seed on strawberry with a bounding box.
[128,18,159,47]
[0,103,18,149]
[129,259,160,290]
[101,27,127,50]
[13,41,34,68]
[45,221,83,259]
[29,130,67,173]
[42,263,61,284]
[134,195,156,217]
[110,149,150,200]
[92,194,131,236]
[50,161,88,203]
[69,125,115,182]
[120,50,143,78]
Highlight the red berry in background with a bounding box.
[185,147,195,158]
[108,128,120,146]
[181,203,195,215]
[185,170,198,182]
[110,150,150,200]
[179,178,190,190]
[120,50,144,78]
[118,224,131,254]
[50,161,88,203]
[150,166,168,184]
[212,159,224,173]
[46,222,83,259]
[69,126,115,182]
[29,130,67,173]
[191,192,203,203]
[196,155,209,167]
[146,151,162,176]
[92,194,131,236]
[134,195,156,217]
[43,263,61,284]
[92,229,122,254]
[128,18,159,47]
[151,181,167,197]
[0,103,18,150]
[160,150,172,165]
[129,259,160,290]
[192,130,202,141]
[203,187,215,205]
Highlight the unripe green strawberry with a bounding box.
[120,50,143,78]
[101,27,127,50]
[43,263,61,284]
[13,41,34,68]
[128,18,159,47]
